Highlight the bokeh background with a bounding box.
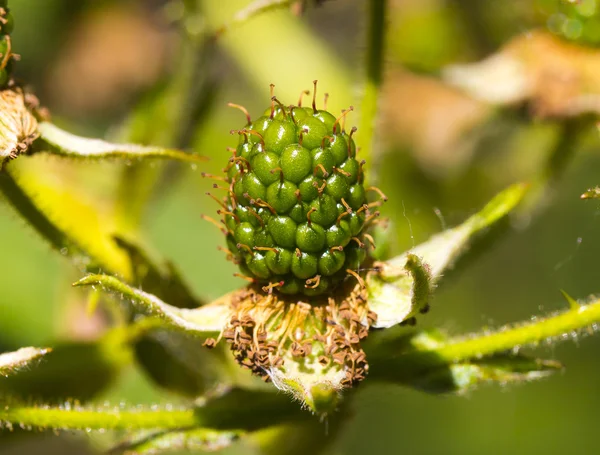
[2,0,600,454]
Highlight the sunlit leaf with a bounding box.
[0,341,128,402]
[368,183,528,328]
[0,158,132,279]
[0,347,51,377]
[74,274,229,337]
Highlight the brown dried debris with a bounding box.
[0,87,40,168]
[217,280,375,387]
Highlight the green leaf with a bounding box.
[0,347,51,377]
[0,340,128,402]
[0,160,133,279]
[73,274,229,337]
[367,329,562,393]
[111,239,237,398]
[412,356,562,394]
[110,427,241,455]
[133,333,233,398]
[367,183,528,328]
[35,122,207,163]
[367,292,600,393]
[114,237,202,309]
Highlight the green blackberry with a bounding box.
[206,82,385,296]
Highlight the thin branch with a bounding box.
[0,388,305,432]
[384,294,600,371]
[432,296,600,362]
[0,403,197,431]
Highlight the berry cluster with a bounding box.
[205,82,385,296]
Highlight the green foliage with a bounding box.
[2,1,600,454]
[538,0,600,45]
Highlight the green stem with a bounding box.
[0,403,197,431]
[359,0,386,182]
[433,298,599,362]
[370,296,600,385]
[0,388,305,432]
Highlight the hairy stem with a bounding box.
[370,295,600,386]
[0,388,304,432]
[0,404,197,431]
[433,297,599,362]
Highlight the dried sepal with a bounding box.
[218,283,374,416]
[0,87,38,168]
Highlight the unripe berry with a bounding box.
[207,82,386,296]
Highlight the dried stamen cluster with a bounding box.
[203,280,376,411]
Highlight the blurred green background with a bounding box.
[2,0,600,453]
